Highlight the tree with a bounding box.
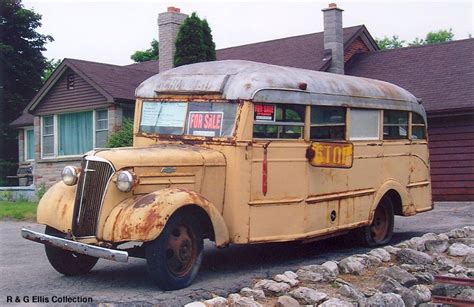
[0,0,53,161]
[375,35,406,49]
[130,39,159,63]
[107,118,133,148]
[174,12,216,67]
[424,29,454,44]
[42,58,61,82]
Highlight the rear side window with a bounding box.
[383,110,408,139]
[411,113,426,140]
[253,103,305,139]
[349,109,379,140]
[310,106,346,140]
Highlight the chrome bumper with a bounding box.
[21,228,128,263]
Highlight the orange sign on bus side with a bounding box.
[307,142,354,168]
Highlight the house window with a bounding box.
[253,104,305,139]
[41,109,108,158]
[411,113,426,140]
[310,106,346,140]
[67,74,75,90]
[349,109,380,140]
[24,128,34,161]
[95,109,109,148]
[42,116,55,157]
[383,110,408,139]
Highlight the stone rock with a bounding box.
[410,284,431,305]
[318,298,355,307]
[297,264,337,282]
[398,287,418,307]
[357,254,382,267]
[400,264,425,272]
[407,236,427,251]
[337,285,366,305]
[254,279,290,296]
[185,302,206,307]
[368,248,391,262]
[425,237,449,253]
[366,293,404,307]
[383,245,401,255]
[463,226,474,238]
[447,228,467,238]
[453,238,474,247]
[462,252,474,268]
[338,256,366,275]
[322,261,340,276]
[414,272,435,284]
[457,288,474,301]
[432,283,463,297]
[274,274,299,287]
[283,271,298,280]
[232,296,262,307]
[397,248,434,265]
[448,243,473,256]
[377,277,404,293]
[289,287,328,305]
[434,255,456,271]
[335,278,355,288]
[204,296,228,307]
[275,295,299,307]
[240,288,265,300]
[449,265,467,275]
[378,266,417,287]
[228,294,242,304]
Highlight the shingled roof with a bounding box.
[345,39,474,114]
[217,25,366,71]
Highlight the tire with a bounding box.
[44,226,98,276]
[356,196,394,247]
[145,211,203,290]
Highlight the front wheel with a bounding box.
[355,196,394,247]
[44,226,98,276]
[145,211,203,290]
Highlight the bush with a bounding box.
[107,119,133,148]
[0,160,18,186]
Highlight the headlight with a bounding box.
[116,170,135,192]
[62,166,79,186]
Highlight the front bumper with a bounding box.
[21,228,128,263]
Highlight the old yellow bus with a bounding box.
[22,60,432,289]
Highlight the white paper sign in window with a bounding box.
[141,102,187,127]
[349,109,379,140]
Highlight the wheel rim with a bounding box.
[370,204,389,242]
[165,224,197,277]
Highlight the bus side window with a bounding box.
[383,110,408,139]
[349,109,379,141]
[411,113,426,140]
[253,104,305,139]
[310,106,346,140]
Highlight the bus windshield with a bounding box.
[139,101,238,138]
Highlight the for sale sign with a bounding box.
[254,104,275,121]
[187,112,223,137]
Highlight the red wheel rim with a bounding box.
[165,224,197,277]
[371,205,389,242]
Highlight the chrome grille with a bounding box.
[72,158,114,237]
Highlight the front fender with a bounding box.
[101,188,230,247]
[36,182,76,233]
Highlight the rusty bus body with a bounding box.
[22,60,432,289]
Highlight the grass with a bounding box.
[0,201,37,220]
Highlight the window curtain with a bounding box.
[26,130,34,160]
[58,112,93,155]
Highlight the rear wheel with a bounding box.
[146,211,203,290]
[44,226,98,276]
[356,196,394,247]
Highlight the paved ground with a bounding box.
[0,202,472,306]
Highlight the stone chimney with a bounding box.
[158,7,187,72]
[322,3,344,74]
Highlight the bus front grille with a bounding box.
[72,158,114,237]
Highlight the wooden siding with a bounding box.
[35,68,110,115]
[428,114,474,201]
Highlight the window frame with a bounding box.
[67,74,75,90]
[24,127,35,161]
[94,109,109,148]
[382,110,409,140]
[348,108,381,141]
[410,112,427,141]
[40,109,108,159]
[252,103,306,140]
[309,105,347,141]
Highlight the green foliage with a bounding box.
[36,184,46,200]
[174,12,216,67]
[0,191,14,202]
[41,58,61,83]
[0,201,37,220]
[0,160,18,186]
[0,0,53,161]
[130,39,159,63]
[107,119,134,148]
[377,29,455,49]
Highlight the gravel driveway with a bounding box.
[0,202,472,306]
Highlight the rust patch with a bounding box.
[60,203,68,219]
[135,209,161,237]
[134,193,157,208]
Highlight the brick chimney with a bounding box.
[322,3,344,74]
[158,7,187,72]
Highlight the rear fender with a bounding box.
[101,188,230,247]
[370,180,410,221]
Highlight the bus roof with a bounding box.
[136,60,425,117]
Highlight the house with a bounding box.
[10,5,473,201]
